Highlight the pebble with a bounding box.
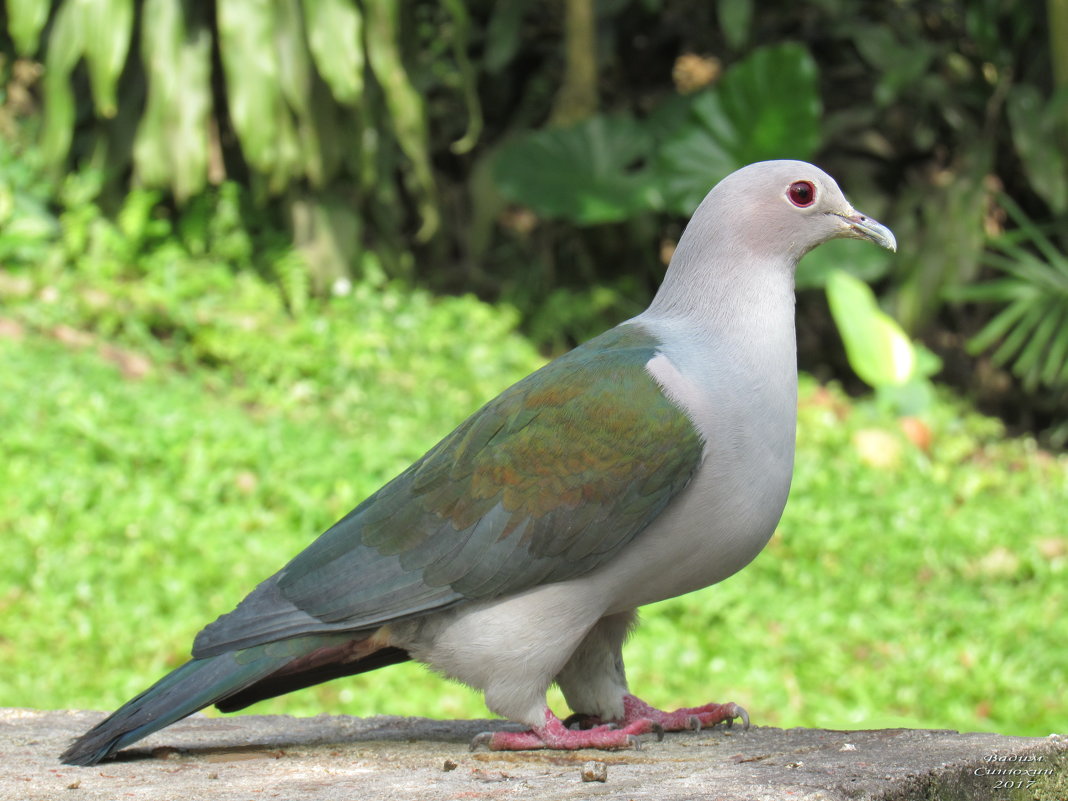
[581,760,608,782]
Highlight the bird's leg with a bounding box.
[556,611,635,732]
[552,612,749,736]
[619,693,749,732]
[561,711,604,730]
[471,707,659,751]
[564,695,749,733]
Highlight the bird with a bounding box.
[61,160,896,766]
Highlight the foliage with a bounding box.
[477,0,1053,356]
[655,43,821,215]
[811,0,1055,346]
[0,224,539,428]
[1,93,1065,732]
[491,43,822,222]
[956,195,1068,393]
[826,269,942,414]
[0,128,56,264]
[795,239,895,292]
[7,0,469,284]
[491,113,660,225]
[1006,86,1068,215]
[4,0,1068,431]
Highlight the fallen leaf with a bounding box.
[975,546,1020,579]
[52,325,94,348]
[1036,538,1067,561]
[852,429,903,469]
[234,471,258,495]
[899,417,932,452]
[0,318,24,339]
[99,345,153,380]
[802,386,851,420]
[0,273,33,297]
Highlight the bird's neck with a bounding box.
[637,222,800,441]
[644,223,798,353]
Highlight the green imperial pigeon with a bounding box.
[62,160,895,765]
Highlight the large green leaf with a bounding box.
[826,269,915,388]
[275,0,314,120]
[850,23,936,109]
[364,0,438,241]
[658,43,822,214]
[134,0,180,191]
[275,0,327,183]
[217,0,300,191]
[301,0,364,106]
[134,0,212,203]
[39,0,85,168]
[7,0,51,55]
[483,0,527,74]
[717,0,752,51]
[442,0,482,154]
[84,0,134,118]
[491,114,662,225]
[296,73,348,187]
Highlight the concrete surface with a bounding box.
[1,708,1064,800]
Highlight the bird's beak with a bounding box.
[835,210,897,252]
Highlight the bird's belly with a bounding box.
[594,445,793,613]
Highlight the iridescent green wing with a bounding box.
[193,323,704,657]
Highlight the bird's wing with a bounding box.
[193,322,704,657]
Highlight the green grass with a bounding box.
[1,273,1065,738]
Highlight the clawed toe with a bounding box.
[473,700,747,753]
[732,703,751,731]
[478,710,657,751]
[621,694,752,734]
[562,712,601,730]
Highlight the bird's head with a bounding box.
[704,160,897,263]
[649,160,897,320]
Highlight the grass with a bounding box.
[1,270,1065,739]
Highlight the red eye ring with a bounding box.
[787,180,816,208]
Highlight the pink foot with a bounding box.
[470,708,660,751]
[620,693,749,732]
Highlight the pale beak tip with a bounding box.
[844,210,896,252]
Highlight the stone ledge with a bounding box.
[1,708,1064,800]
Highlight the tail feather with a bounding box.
[60,650,292,766]
[217,645,410,712]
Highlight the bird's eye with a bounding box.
[787,180,816,208]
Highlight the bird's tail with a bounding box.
[60,648,294,766]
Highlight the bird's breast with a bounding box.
[596,416,794,613]
[593,330,798,612]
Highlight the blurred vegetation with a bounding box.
[0,0,1067,438]
[1,0,1067,739]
